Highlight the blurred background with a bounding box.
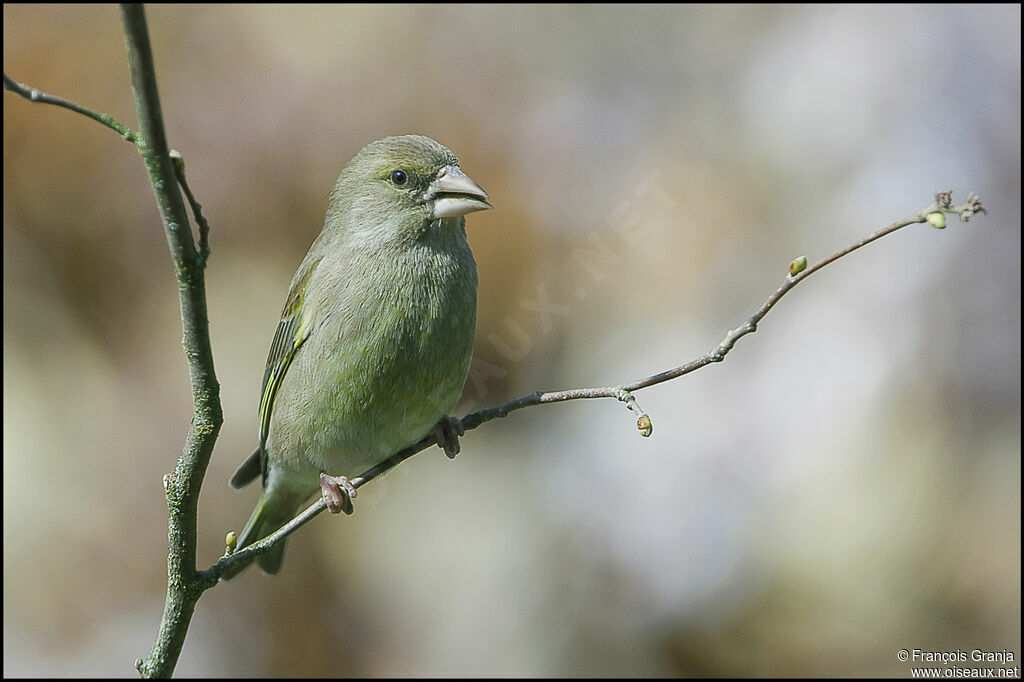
[4,4,1020,677]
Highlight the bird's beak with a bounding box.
[426,165,492,220]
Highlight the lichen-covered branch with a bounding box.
[120,4,223,678]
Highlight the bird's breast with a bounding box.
[280,240,478,474]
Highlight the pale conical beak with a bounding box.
[426,165,492,220]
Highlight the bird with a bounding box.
[223,135,490,578]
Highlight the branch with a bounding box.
[119,4,223,678]
[207,190,987,580]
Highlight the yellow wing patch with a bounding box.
[258,258,321,451]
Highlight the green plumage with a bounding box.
[224,135,488,579]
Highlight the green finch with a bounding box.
[224,135,490,578]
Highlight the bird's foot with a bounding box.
[432,415,465,459]
[320,472,357,515]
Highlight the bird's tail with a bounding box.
[221,487,310,580]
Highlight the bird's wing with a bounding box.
[257,257,322,462]
[229,446,262,489]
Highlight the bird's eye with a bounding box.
[390,169,408,186]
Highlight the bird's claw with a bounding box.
[432,415,465,459]
[320,472,357,515]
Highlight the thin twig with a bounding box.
[170,150,211,265]
[3,72,139,143]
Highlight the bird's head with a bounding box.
[330,135,491,246]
